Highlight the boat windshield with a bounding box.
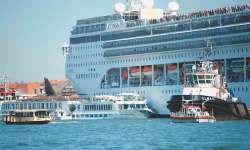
[187,74,215,86]
[170,95,183,101]
[35,111,50,118]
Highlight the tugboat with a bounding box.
[167,41,250,120]
[170,104,216,123]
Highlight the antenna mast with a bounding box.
[1,74,9,100]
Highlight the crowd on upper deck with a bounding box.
[164,4,250,22]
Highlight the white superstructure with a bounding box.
[0,93,151,120]
[65,1,250,114]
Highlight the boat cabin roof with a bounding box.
[7,109,50,113]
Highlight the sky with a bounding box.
[0,0,249,82]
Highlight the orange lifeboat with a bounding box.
[167,64,177,74]
[142,66,152,76]
[130,67,140,76]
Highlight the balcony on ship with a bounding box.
[103,33,250,57]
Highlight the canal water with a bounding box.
[0,119,250,150]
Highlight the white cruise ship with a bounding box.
[64,0,250,114]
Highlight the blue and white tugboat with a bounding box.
[168,41,250,121]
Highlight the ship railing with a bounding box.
[122,4,250,29]
[77,14,122,26]
[14,95,81,101]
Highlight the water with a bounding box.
[0,119,250,150]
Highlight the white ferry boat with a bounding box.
[64,0,250,115]
[52,93,151,120]
[0,93,151,121]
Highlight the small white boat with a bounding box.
[170,105,216,123]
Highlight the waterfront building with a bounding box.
[0,78,76,100]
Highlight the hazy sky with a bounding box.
[0,0,249,82]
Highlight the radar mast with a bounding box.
[0,74,9,100]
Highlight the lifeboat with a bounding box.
[130,67,140,76]
[167,64,177,74]
[142,66,152,76]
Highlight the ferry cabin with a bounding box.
[1,100,71,120]
[2,110,51,124]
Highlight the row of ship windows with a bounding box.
[71,24,106,35]
[66,48,249,68]
[74,104,112,111]
[103,24,250,49]
[2,102,63,110]
[162,89,182,95]
[70,35,100,44]
[72,114,110,118]
[70,44,102,52]
[67,52,103,60]
[75,73,100,79]
[67,51,203,68]
[76,14,121,26]
[67,46,249,63]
